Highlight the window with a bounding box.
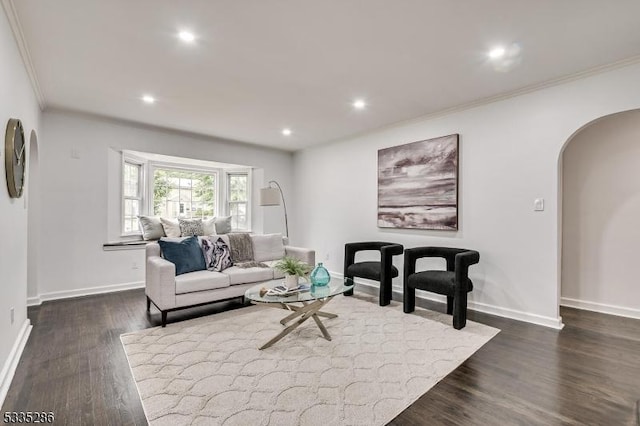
[122,161,142,233]
[227,172,249,230]
[120,151,252,236]
[152,168,217,219]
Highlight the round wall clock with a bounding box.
[5,118,26,198]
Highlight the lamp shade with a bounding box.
[260,187,280,206]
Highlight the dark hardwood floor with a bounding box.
[2,290,247,426]
[2,288,639,425]
[391,297,640,426]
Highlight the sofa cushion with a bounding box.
[175,270,230,294]
[222,266,274,285]
[252,233,286,262]
[158,236,206,275]
[263,260,285,279]
[138,215,165,240]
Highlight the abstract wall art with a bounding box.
[378,134,459,230]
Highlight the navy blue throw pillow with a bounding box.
[158,236,206,275]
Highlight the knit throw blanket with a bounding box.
[227,233,271,268]
[228,233,254,262]
[235,261,270,269]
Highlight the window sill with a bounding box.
[103,230,254,251]
[103,240,149,251]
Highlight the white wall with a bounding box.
[0,6,41,399]
[26,130,39,300]
[293,61,640,328]
[561,110,640,318]
[36,110,293,298]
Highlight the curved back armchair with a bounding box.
[344,241,404,306]
[403,247,479,329]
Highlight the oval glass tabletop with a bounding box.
[245,276,354,304]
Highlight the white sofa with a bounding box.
[145,234,315,326]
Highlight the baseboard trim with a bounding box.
[560,297,640,320]
[466,298,564,330]
[28,281,145,306]
[333,271,564,330]
[26,296,41,307]
[0,319,32,407]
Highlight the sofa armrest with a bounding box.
[146,256,176,310]
[284,246,315,267]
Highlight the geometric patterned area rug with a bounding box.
[121,294,499,426]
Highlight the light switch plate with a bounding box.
[534,198,544,211]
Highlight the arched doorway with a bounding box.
[559,109,640,319]
[27,129,40,304]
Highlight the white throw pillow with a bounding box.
[160,217,181,238]
[137,215,165,240]
[202,217,217,235]
[251,233,286,262]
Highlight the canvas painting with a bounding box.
[378,134,458,230]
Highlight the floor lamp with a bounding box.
[259,180,289,238]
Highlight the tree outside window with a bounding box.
[153,168,216,219]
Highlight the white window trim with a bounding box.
[225,169,252,231]
[121,155,146,236]
[121,153,252,235]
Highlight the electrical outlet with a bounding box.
[10,307,14,325]
[325,252,330,261]
[132,262,139,270]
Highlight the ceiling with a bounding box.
[10,0,640,151]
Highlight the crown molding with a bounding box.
[1,0,45,109]
[418,55,640,122]
[318,54,640,150]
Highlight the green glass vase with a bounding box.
[310,262,331,287]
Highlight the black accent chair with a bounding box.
[344,242,404,306]
[403,247,479,330]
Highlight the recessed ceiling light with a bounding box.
[178,30,196,43]
[142,95,155,104]
[488,47,506,59]
[282,128,292,136]
[353,99,367,110]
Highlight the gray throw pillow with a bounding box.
[214,216,232,234]
[179,218,204,236]
[137,216,165,240]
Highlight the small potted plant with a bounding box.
[275,256,312,288]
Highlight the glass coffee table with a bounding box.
[245,277,354,350]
